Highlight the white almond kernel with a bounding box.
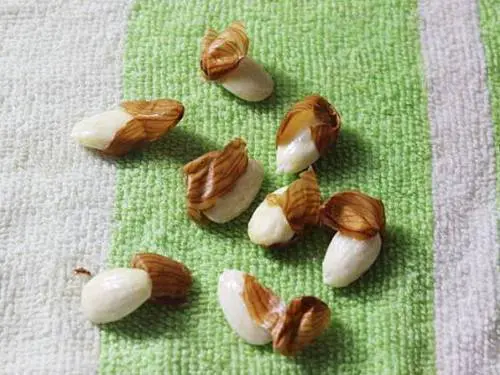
[218,57,274,102]
[71,108,133,150]
[322,232,382,288]
[217,269,272,345]
[247,186,294,247]
[204,159,264,223]
[276,127,320,174]
[81,268,152,324]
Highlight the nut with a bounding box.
[183,138,263,223]
[320,191,385,287]
[71,99,184,156]
[200,21,273,102]
[218,269,331,356]
[81,268,152,324]
[131,253,192,303]
[248,169,321,248]
[322,232,382,287]
[276,95,341,173]
[218,270,275,345]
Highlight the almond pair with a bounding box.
[218,270,331,356]
[81,253,192,324]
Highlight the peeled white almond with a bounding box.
[71,108,133,150]
[81,268,152,324]
[204,159,264,223]
[218,269,272,345]
[218,57,274,102]
[276,127,320,174]
[247,186,295,247]
[322,232,382,288]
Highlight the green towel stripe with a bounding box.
[479,0,500,210]
[101,1,435,373]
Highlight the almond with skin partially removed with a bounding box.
[248,169,321,248]
[71,99,184,156]
[276,95,341,174]
[131,253,192,303]
[200,21,274,102]
[80,253,192,323]
[218,270,331,356]
[183,138,264,223]
[320,191,386,287]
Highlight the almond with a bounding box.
[218,270,331,356]
[248,169,321,248]
[200,21,273,102]
[71,99,184,156]
[276,95,341,173]
[320,191,385,287]
[183,138,263,223]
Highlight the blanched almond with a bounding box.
[248,169,320,248]
[320,191,385,287]
[81,268,152,324]
[218,270,275,345]
[276,95,341,173]
[322,232,382,287]
[200,22,273,102]
[218,270,331,355]
[71,99,184,156]
[183,138,263,223]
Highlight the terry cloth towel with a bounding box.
[0,0,498,374]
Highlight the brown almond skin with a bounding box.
[242,274,283,329]
[320,191,385,240]
[272,296,331,356]
[241,272,331,356]
[276,95,341,155]
[103,99,184,157]
[200,21,249,80]
[130,253,192,303]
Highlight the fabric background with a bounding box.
[0,0,131,373]
[0,0,497,374]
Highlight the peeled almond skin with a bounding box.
[204,159,264,223]
[81,268,152,324]
[218,270,273,345]
[247,187,295,247]
[71,108,134,150]
[276,127,319,174]
[130,253,192,303]
[200,22,273,102]
[322,232,382,287]
[218,57,274,102]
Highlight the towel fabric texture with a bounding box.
[0,0,497,374]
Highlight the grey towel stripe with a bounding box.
[0,0,131,373]
[419,0,499,374]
